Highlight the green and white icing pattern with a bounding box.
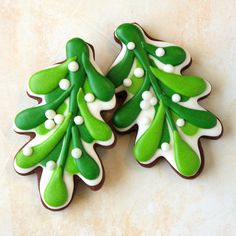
[14,38,115,210]
[107,23,222,178]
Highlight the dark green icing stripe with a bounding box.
[107,49,134,87]
[15,87,72,130]
[163,95,217,129]
[82,54,115,101]
[142,42,186,66]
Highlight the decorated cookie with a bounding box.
[107,23,222,178]
[14,38,115,210]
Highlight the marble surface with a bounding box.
[0,0,236,235]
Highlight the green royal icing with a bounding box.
[142,42,187,66]
[29,57,76,94]
[77,89,112,141]
[134,101,166,162]
[44,166,68,207]
[16,113,72,169]
[150,66,206,97]
[173,131,201,176]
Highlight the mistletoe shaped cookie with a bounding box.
[14,38,115,210]
[107,23,222,178]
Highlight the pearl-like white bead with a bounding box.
[155,48,165,57]
[74,116,84,125]
[172,94,181,103]
[71,148,82,159]
[142,91,152,100]
[68,61,79,72]
[164,64,174,73]
[59,79,70,90]
[140,100,150,110]
[46,160,56,170]
[84,93,95,103]
[22,146,33,156]
[161,142,170,152]
[123,78,132,87]
[45,119,56,130]
[54,114,64,124]
[150,97,158,106]
[127,42,135,50]
[45,109,56,120]
[134,68,144,78]
[176,118,185,127]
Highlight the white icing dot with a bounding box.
[127,42,135,50]
[68,61,79,72]
[150,97,158,106]
[140,100,150,110]
[161,142,170,152]
[46,160,56,170]
[22,146,33,156]
[176,118,185,127]
[140,117,151,125]
[155,48,165,57]
[134,68,144,78]
[45,119,56,130]
[59,79,70,90]
[142,91,152,100]
[54,114,64,124]
[74,116,84,125]
[123,78,132,87]
[84,93,95,103]
[164,64,174,73]
[71,148,82,159]
[172,94,181,103]
[45,109,56,120]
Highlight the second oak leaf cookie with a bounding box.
[107,23,222,178]
[14,38,116,210]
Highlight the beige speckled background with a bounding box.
[0,0,236,235]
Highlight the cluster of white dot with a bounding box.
[44,110,64,130]
[140,91,158,111]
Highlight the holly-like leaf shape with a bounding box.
[43,166,68,207]
[29,57,76,94]
[163,95,217,129]
[107,49,134,87]
[15,113,71,169]
[112,74,150,128]
[15,87,72,130]
[134,102,166,162]
[173,131,201,176]
[82,54,115,101]
[142,42,186,66]
[77,89,112,141]
[150,66,207,97]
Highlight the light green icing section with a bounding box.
[150,66,207,97]
[15,113,72,169]
[171,112,199,136]
[57,102,67,115]
[173,131,201,177]
[29,57,76,94]
[65,142,78,174]
[77,89,112,141]
[134,102,166,162]
[35,123,49,136]
[126,60,144,95]
[83,79,93,94]
[44,166,68,207]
